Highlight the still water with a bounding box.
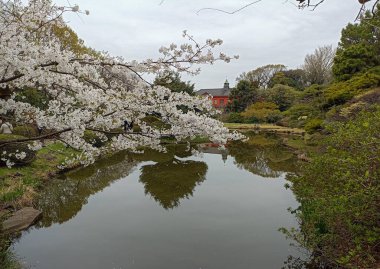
[12,134,302,269]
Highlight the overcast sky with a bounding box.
[56,0,360,90]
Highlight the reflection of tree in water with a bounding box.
[140,159,208,210]
[37,152,137,227]
[128,143,195,162]
[228,133,299,178]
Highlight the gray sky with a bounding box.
[57,0,360,89]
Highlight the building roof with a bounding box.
[196,88,231,97]
[196,80,231,97]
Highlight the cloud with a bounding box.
[57,0,360,89]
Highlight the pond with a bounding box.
[11,133,303,269]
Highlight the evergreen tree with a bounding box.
[229,80,257,112]
[154,71,195,95]
[333,5,380,81]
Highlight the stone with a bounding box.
[1,207,42,233]
[0,210,10,219]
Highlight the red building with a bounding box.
[196,80,231,109]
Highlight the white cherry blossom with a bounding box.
[0,0,244,167]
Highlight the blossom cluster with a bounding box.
[0,0,244,167]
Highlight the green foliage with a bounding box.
[282,104,322,128]
[241,102,281,123]
[12,125,38,138]
[269,69,307,90]
[299,84,325,102]
[51,25,100,57]
[289,107,380,268]
[154,71,194,95]
[226,112,244,123]
[237,64,286,89]
[0,134,26,141]
[268,72,292,88]
[14,88,49,110]
[304,118,323,134]
[283,69,307,90]
[333,7,380,81]
[265,84,299,111]
[324,67,380,107]
[229,80,257,112]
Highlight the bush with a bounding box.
[324,67,380,107]
[284,104,318,120]
[288,106,380,268]
[304,118,324,134]
[241,102,282,123]
[265,84,299,111]
[226,112,244,123]
[13,125,39,138]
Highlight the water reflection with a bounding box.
[229,133,299,178]
[12,134,304,269]
[37,134,300,225]
[140,159,207,209]
[37,152,137,227]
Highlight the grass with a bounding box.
[224,123,305,134]
[0,141,79,208]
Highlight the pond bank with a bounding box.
[224,123,306,136]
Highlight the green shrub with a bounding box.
[284,104,319,121]
[324,67,380,107]
[288,106,380,268]
[13,125,39,138]
[265,84,299,111]
[304,118,324,134]
[226,112,244,123]
[241,102,282,123]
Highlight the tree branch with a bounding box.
[196,0,262,15]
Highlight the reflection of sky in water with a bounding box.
[12,140,302,269]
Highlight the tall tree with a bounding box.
[268,69,307,90]
[265,84,299,111]
[237,64,286,89]
[153,71,195,95]
[229,80,257,112]
[333,5,380,81]
[303,45,336,85]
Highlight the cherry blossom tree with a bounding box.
[0,0,243,167]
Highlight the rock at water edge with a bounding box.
[2,207,42,233]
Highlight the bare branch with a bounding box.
[196,0,262,15]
